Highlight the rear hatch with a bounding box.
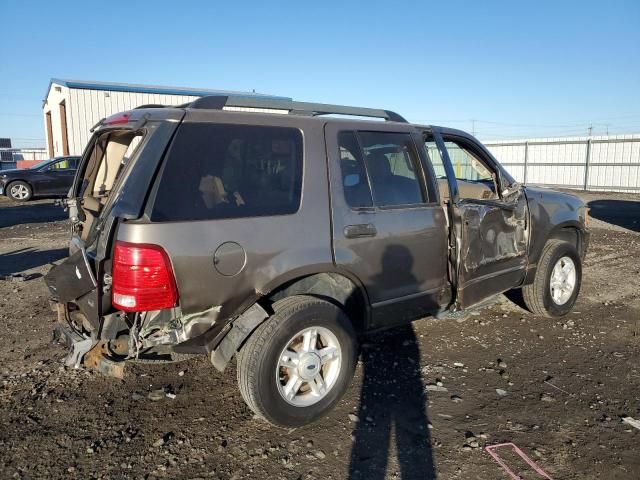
[45,107,184,329]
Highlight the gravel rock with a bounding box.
[148,389,166,401]
[425,384,448,392]
[153,438,165,447]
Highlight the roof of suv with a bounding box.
[177,96,473,139]
[104,95,478,137]
[124,95,408,124]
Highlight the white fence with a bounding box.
[484,134,640,193]
[0,148,48,170]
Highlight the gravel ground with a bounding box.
[0,191,639,480]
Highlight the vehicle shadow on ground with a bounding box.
[0,201,67,228]
[349,246,435,480]
[588,199,640,232]
[0,247,68,276]
[503,288,528,311]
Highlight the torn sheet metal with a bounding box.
[454,192,529,309]
[460,199,527,273]
[139,304,223,348]
[82,341,125,378]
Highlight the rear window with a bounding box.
[151,123,303,222]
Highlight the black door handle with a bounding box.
[344,223,378,238]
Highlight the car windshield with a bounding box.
[31,160,53,170]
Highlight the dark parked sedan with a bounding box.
[0,156,80,201]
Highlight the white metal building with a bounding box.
[42,79,289,157]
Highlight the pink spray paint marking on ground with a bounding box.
[485,443,553,480]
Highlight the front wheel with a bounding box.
[236,295,357,427]
[522,240,582,317]
[7,181,32,201]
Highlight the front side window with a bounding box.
[440,138,499,200]
[50,159,71,170]
[424,140,446,179]
[152,124,303,221]
[442,140,494,182]
[358,131,425,207]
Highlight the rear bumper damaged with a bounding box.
[50,299,270,377]
[52,304,124,378]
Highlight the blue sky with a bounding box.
[1,0,639,147]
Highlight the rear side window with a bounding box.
[358,131,425,207]
[338,131,373,208]
[151,124,303,221]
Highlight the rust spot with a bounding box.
[83,341,125,379]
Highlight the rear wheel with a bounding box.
[7,181,32,201]
[522,240,582,317]
[236,295,357,427]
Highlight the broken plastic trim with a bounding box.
[210,303,269,371]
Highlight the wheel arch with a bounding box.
[263,270,371,333]
[547,222,586,257]
[523,222,586,286]
[209,269,370,372]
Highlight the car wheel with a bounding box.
[522,240,582,317]
[7,181,33,201]
[236,295,357,427]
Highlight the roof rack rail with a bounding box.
[134,104,169,109]
[188,95,407,123]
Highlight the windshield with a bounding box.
[31,160,53,170]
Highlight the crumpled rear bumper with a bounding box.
[51,302,125,378]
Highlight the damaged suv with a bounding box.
[46,96,589,427]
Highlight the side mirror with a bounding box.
[501,181,522,198]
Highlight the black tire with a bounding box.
[6,180,33,201]
[522,240,582,317]
[236,295,357,427]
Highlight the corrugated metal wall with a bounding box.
[45,84,289,157]
[65,89,200,155]
[484,134,640,192]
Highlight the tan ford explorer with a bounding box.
[46,96,590,427]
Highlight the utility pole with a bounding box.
[588,123,593,136]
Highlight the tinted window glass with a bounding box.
[338,131,373,208]
[152,124,303,221]
[358,132,425,207]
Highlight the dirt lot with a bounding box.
[0,191,639,480]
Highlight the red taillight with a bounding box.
[103,111,131,126]
[112,241,178,312]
